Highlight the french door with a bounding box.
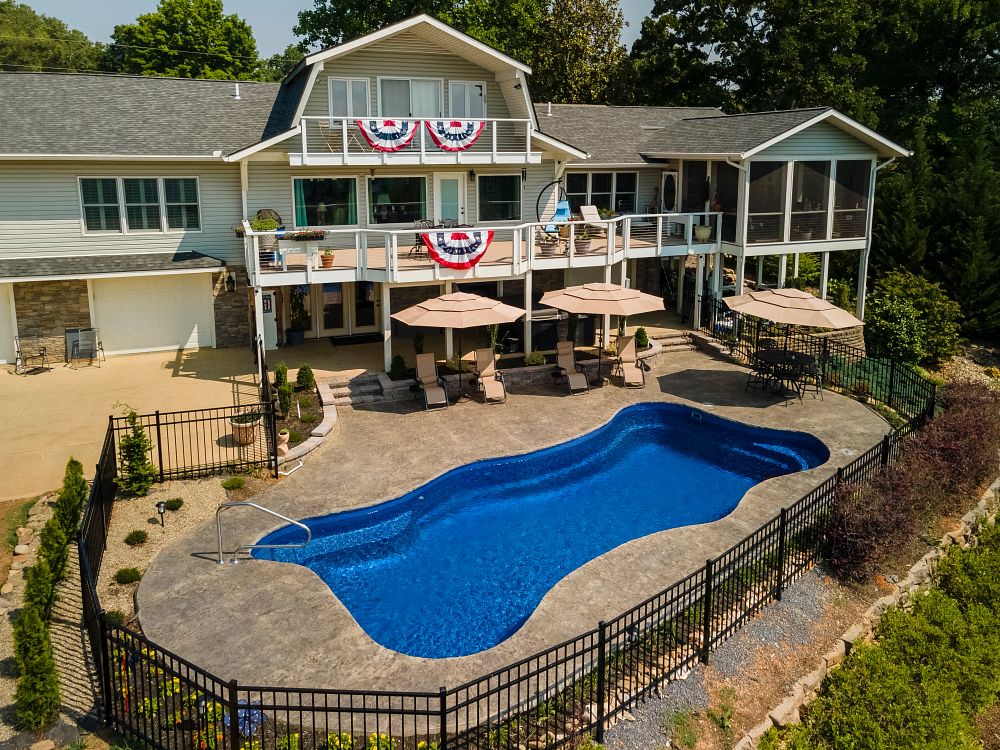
[315,282,381,337]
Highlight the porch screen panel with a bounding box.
[791,161,830,240]
[834,161,871,238]
[681,160,708,212]
[589,173,613,211]
[715,162,739,243]
[369,177,426,224]
[747,162,787,243]
[294,178,358,226]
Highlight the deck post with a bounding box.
[819,251,830,299]
[444,281,454,360]
[777,254,788,288]
[693,255,705,330]
[675,257,684,315]
[381,283,392,373]
[712,252,722,297]
[735,255,746,295]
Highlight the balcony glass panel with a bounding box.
[747,162,787,243]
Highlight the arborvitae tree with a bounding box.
[13,607,61,731]
[116,410,156,497]
[54,457,87,537]
[22,558,55,622]
[38,519,68,583]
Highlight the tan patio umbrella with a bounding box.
[539,283,665,384]
[391,292,525,395]
[723,288,863,329]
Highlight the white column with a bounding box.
[253,286,265,381]
[735,254,746,294]
[856,253,869,319]
[712,252,723,296]
[675,257,685,315]
[523,271,533,353]
[444,281,454,360]
[856,157,879,320]
[792,253,800,278]
[693,254,705,330]
[777,255,788,288]
[756,257,764,287]
[819,252,830,299]
[381,283,392,372]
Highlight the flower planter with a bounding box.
[286,328,306,346]
[320,253,335,268]
[290,230,326,241]
[694,225,712,242]
[229,414,261,446]
[575,238,596,254]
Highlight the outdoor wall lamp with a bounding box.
[225,271,237,293]
[156,501,166,527]
[468,169,476,182]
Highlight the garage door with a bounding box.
[0,284,13,364]
[92,274,216,354]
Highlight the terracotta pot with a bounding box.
[320,253,335,268]
[277,429,290,447]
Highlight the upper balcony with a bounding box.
[293,117,539,167]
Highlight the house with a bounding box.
[0,14,910,372]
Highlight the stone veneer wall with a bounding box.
[212,267,251,347]
[13,280,90,360]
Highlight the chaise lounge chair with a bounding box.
[556,341,589,394]
[615,335,646,388]
[579,205,609,237]
[472,348,507,404]
[415,353,449,409]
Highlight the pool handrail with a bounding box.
[216,501,311,564]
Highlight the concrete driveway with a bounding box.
[0,348,258,501]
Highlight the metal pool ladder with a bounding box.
[215,501,311,564]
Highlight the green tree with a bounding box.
[116,410,157,497]
[294,0,450,48]
[443,0,546,62]
[0,0,102,72]
[13,607,60,731]
[873,127,935,273]
[22,557,55,622]
[104,0,261,79]
[260,43,307,82]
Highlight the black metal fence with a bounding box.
[700,297,937,422]
[77,361,936,750]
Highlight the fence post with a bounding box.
[98,612,114,726]
[438,686,448,750]
[776,508,788,601]
[154,410,165,483]
[227,679,240,750]
[887,360,897,410]
[821,338,829,383]
[596,620,607,743]
[700,558,713,664]
[270,402,279,479]
[880,434,892,465]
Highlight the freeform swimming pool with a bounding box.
[254,403,829,658]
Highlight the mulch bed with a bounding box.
[277,386,324,447]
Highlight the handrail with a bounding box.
[216,501,311,564]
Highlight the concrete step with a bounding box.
[329,373,380,388]
[332,382,382,398]
[334,393,387,407]
[660,343,697,353]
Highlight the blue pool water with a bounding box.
[254,403,828,658]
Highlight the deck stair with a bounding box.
[650,331,696,354]
[329,373,386,406]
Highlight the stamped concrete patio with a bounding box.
[137,348,888,692]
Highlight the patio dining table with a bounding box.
[752,349,815,403]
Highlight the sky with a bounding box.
[30,0,651,57]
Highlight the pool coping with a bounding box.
[136,351,890,692]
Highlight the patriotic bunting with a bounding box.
[425,120,486,152]
[423,230,495,269]
[355,119,418,152]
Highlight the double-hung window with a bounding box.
[293,178,358,227]
[123,178,161,231]
[80,178,122,232]
[329,78,370,118]
[449,81,486,118]
[164,178,201,231]
[379,78,443,118]
[478,175,521,222]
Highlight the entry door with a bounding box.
[261,290,278,350]
[316,282,381,336]
[434,174,465,224]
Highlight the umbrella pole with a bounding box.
[593,321,604,386]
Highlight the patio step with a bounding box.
[328,373,388,407]
[331,382,382,398]
[651,331,697,354]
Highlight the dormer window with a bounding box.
[379,78,443,118]
[329,78,369,118]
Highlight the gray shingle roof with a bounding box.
[0,252,223,279]
[534,103,724,164]
[638,108,832,156]
[0,72,305,157]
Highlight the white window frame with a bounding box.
[290,175,361,229]
[366,174,429,226]
[162,177,203,234]
[327,77,370,118]
[376,76,444,118]
[121,176,163,234]
[448,80,487,118]
[78,176,125,235]
[564,171,640,213]
[476,173,522,224]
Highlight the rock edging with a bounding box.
[733,477,1000,750]
[277,383,339,465]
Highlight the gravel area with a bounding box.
[604,568,843,750]
[936,345,1000,390]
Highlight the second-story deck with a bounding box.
[243,213,722,286]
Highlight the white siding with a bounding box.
[755,122,878,161]
[0,161,244,263]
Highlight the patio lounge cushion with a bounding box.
[474,348,507,403]
[423,384,448,407]
[558,351,589,394]
[416,353,448,409]
[622,361,645,387]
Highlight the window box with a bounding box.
[288,230,326,241]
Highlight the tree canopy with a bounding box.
[0,0,102,72]
[103,0,260,79]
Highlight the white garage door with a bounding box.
[0,284,14,364]
[92,274,216,355]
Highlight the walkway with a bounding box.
[137,349,888,692]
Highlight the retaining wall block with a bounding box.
[747,718,776,742]
[768,695,801,728]
[733,736,755,750]
[823,641,846,669]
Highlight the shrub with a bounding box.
[296,364,315,390]
[124,530,148,547]
[827,278,852,310]
[634,327,649,348]
[116,410,157,497]
[873,271,963,364]
[22,558,55,621]
[274,361,288,387]
[13,606,60,731]
[221,476,245,491]
[38,519,68,583]
[163,497,184,511]
[388,355,408,380]
[288,430,303,444]
[524,350,546,366]
[864,295,926,364]
[113,567,142,585]
[277,382,294,416]
[54,457,87,535]
[104,610,127,626]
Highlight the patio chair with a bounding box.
[70,328,105,368]
[579,205,609,237]
[415,353,449,409]
[556,342,589,394]
[615,335,646,388]
[14,336,47,375]
[472,348,507,404]
[410,219,433,258]
[799,359,824,400]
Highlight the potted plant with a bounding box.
[250,217,280,252]
[694,224,712,242]
[286,286,311,345]
[229,409,262,446]
[277,428,290,449]
[574,227,594,254]
[232,224,246,238]
[635,326,649,349]
[320,248,335,268]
